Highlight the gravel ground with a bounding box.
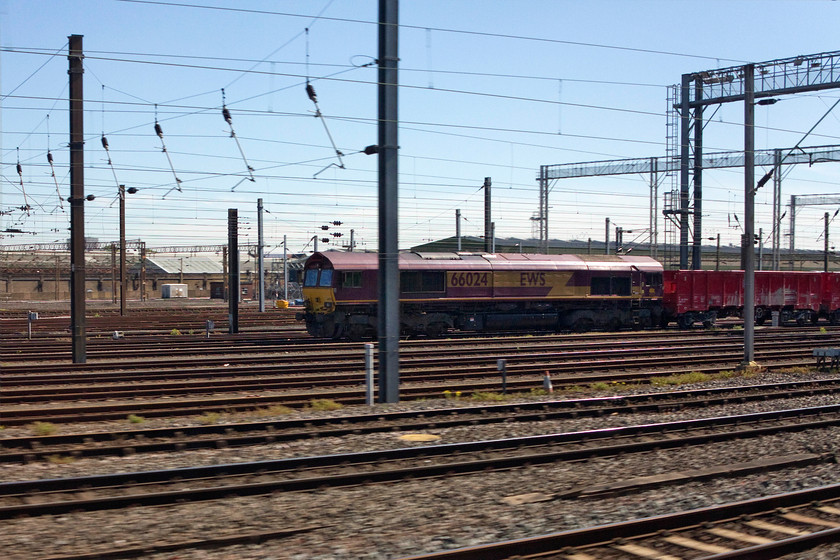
[3,369,840,558]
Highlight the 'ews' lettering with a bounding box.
[520,272,546,286]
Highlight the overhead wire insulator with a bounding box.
[46,150,64,211]
[220,89,256,191]
[15,147,30,216]
[306,80,346,176]
[98,133,123,204]
[154,118,183,197]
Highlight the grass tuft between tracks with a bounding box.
[196,411,222,424]
[31,421,58,436]
[127,414,145,424]
[648,365,814,387]
[253,404,295,417]
[775,366,813,374]
[45,454,75,464]
[469,391,509,402]
[308,398,344,411]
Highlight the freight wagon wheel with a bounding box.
[754,307,766,326]
[796,311,815,326]
[831,310,840,325]
[676,314,694,329]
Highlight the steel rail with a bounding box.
[0,343,828,401]
[2,379,840,464]
[4,328,832,366]
[2,331,833,382]
[34,526,324,560]
[2,404,840,518]
[0,353,829,425]
[396,485,840,559]
[2,329,754,371]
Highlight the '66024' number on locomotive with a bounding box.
[449,272,489,287]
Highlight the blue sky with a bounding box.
[2,0,840,256]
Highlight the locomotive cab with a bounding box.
[300,259,340,337]
[302,266,336,313]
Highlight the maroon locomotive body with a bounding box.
[300,251,664,339]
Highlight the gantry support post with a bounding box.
[68,34,86,364]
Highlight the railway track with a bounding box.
[0,326,711,363]
[0,305,299,338]
[3,378,839,464]
[398,484,840,560]
[5,325,840,362]
[3,332,837,424]
[4,330,837,382]
[2,404,839,520]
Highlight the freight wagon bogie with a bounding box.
[755,307,818,326]
[673,310,718,330]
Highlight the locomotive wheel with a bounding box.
[347,324,366,342]
[425,322,447,338]
[331,323,345,340]
[572,318,594,333]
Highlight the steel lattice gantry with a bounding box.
[677,50,840,270]
[537,144,840,264]
[789,193,840,257]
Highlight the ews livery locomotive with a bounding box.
[299,251,664,339]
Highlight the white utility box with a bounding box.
[161,283,188,298]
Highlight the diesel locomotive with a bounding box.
[298,251,665,339]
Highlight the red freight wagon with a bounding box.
[821,273,840,324]
[663,270,742,328]
[753,271,821,324]
[664,270,826,328]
